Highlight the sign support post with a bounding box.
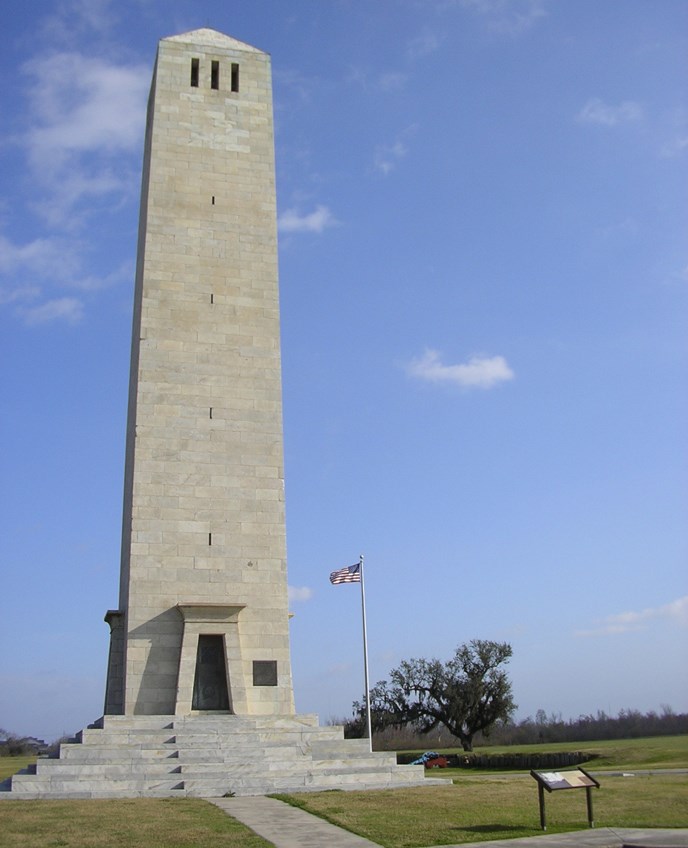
[530,769,600,831]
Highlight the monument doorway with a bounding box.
[192,634,231,711]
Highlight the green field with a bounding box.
[413,733,688,774]
[274,735,688,846]
[276,773,688,847]
[0,756,35,782]
[0,798,271,848]
[0,736,686,847]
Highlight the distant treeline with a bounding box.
[0,731,47,757]
[480,706,688,746]
[338,706,688,750]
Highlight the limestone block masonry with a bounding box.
[0,715,445,798]
[106,28,294,718]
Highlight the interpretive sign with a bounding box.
[530,768,600,830]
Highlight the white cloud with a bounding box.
[374,125,418,176]
[288,585,314,603]
[40,0,116,45]
[24,53,147,161]
[345,67,408,94]
[576,595,688,637]
[278,205,337,234]
[660,135,688,158]
[19,297,84,326]
[576,98,643,127]
[595,218,639,242]
[375,140,408,176]
[0,233,130,319]
[66,259,133,292]
[458,0,547,36]
[20,51,148,225]
[0,6,145,326]
[0,285,41,306]
[0,234,78,278]
[377,72,409,92]
[274,68,316,104]
[407,349,515,389]
[407,29,442,60]
[32,171,134,230]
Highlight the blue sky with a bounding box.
[1,0,686,742]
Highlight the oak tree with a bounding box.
[353,639,516,751]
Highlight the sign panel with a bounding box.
[530,768,600,830]
[536,770,598,790]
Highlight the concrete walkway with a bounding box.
[210,795,688,848]
[210,796,379,846]
[436,828,688,848]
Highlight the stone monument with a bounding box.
[103,26,294,722]
[1,29,439,798]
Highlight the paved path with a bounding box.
[210,795,688,848]
[435,828,688,848]
[210,796,380,847]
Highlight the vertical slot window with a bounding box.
[190,58,199,88]
[211,60,220,90]
[231,63,239,93]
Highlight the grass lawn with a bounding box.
[0,798,271,848]
[0,757,35,782]
[0,737,686,847]
[421,734,688,773]
[276,773,688,847]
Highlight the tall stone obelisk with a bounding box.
[105,29,294,718]
[1,27,455,799]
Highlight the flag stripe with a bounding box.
[329,563,361,584]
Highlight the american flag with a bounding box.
[329,563,361,585]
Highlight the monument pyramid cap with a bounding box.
[162,28,264,54]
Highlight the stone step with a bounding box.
[72,727,343,748]
[97,715,175,729]
[2,771,443,800]
[15,757,420,785]
[309,737,371,754]
[171,746,305,762]
[170,727,321,742]
[7,774,184,795]
[32,762,183,777]
[57,745,180,761]
[199,757,428,781]
[24,745,417,768]
[181,768,430,797]
[96,714,322,732]
[0,713,437,799]
[174,755,403,776]
[170,736,343,750]
[1,788,184,800]
[171,714,322,730]
[76,730,177,745]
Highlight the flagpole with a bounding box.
[359,554,373,752]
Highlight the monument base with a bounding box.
[0,714,446,798]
